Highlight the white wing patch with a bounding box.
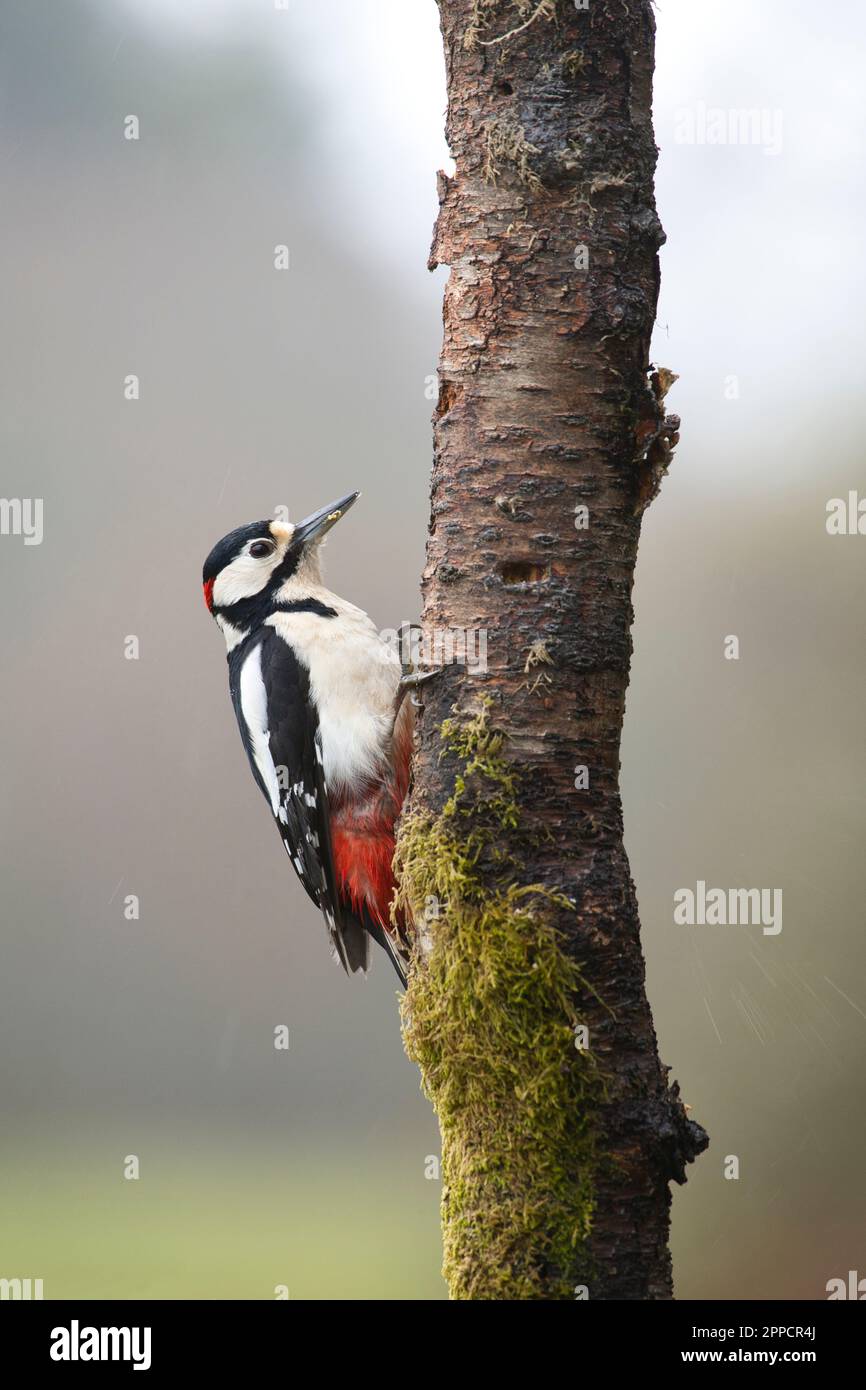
[238,644,281,817]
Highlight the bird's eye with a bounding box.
[249,541,274,559]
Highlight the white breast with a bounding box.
[266,592,401,793]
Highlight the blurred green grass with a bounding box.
[0,1125,446,1300]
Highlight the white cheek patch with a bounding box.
[212,551,282,608]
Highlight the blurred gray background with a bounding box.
[0,0,863,1299]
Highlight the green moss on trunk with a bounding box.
[394,702,606,1299]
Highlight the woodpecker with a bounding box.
[203,493,420,985]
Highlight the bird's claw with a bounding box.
[397,667,443,709]
[398,667,442,691]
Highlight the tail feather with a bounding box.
[330,913,372,978]
[360,908,408,987]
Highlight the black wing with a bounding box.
[229,628,370,977]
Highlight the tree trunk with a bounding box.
[395,0,707,1301]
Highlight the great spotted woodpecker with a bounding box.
[203,493,420,985]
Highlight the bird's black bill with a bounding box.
[293,492,359,546]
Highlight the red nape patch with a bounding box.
[203,578,215,613]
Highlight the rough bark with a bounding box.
[399,0,707,1300]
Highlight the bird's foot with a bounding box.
[396,667,443,708]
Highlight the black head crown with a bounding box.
[202,492,359,626]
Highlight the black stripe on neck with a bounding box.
[215,594,337,630]
[277,598,338,618]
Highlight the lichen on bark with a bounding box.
[395,702,606,1299]
[464,0,558,54]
